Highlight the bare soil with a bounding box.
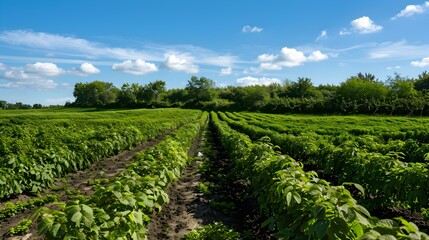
[146,125,274,240]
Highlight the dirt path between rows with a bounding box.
[146,125,270,240]
[146,160,213,239]
[0,128,176,239]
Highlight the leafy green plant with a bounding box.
[211,111,429,239]
[196,182,212,195]
[37,112,209,239]
[7,219,32,236]
[182,222,240,240]
[422,208,429,221]
[0,194,58,220]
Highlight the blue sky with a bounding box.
[1,0,429,105]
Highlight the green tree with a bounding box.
[414,71,429,91]
[0,100,7,110]
[337,74,388,101]
[286,77,321,98]
[73,81,119,107]
[242,86,270,109]
[186,76,216,102]
[387,73,417,98]
[117,83,138,106]
[32,103,43,109]
[142,80,166,102]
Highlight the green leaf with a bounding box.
[351,222,364,238]
[81,204,94,228]
[50,223,61,237]
[38,216,54,234]
[286,192,292,206]
[71,211,83,226]
[131,211,143,225]
[292,192,301,204]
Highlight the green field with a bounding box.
[1,109,428,239]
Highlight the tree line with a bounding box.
[3,71,428,115]
[0,100,43,110]
[68,71,429,116]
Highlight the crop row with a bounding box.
[231,112,429,163]
[37,112,208,239]
[211,112,429,239]
[218,112,429,211]
[238,112,429,143]
[0,109,202,199]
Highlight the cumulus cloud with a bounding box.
[220,67,232,76]
[411,57,429,67]
[307,51,329,62]
[25,62,63,76]
[112,59,158,75]
[79,63,100,74]
[392,2,429,19]
[316,30,328,41]
[257,54,277,62]
[351,16,383,34]
[236,76,280,86]
[242,25,263,33]
[257,47,328,70]
[0,62,65,89]
[2,62,63,80]
[164,55,198,74]
[0,63,6,70]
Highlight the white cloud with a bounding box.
[339,29,352,35]
[0,31,241,68]
[350,16,383,34]
[387,65,401,70]
[242,25,263,33]
[0,63,6,70]
[236,76,280,86]
[307,50,329,62]
[256,47,328,70]
[316,30,328,41]
[411,57,429,67]
[112,59,158,75]
[392,2,429,19]
[259,63,282,70]
[369,41,429,59]
[220,67,232,76]
[79,63,100,74]
[277,47,307,67]
[25,62,63,76]
[2,62,63,80]
[257,54,277,62]
[0,30,160,61]
[0,78,57,89]
[242,67,262,75]
[3,70,30,80]
[164,54,198,74]
[0,62,63,89]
